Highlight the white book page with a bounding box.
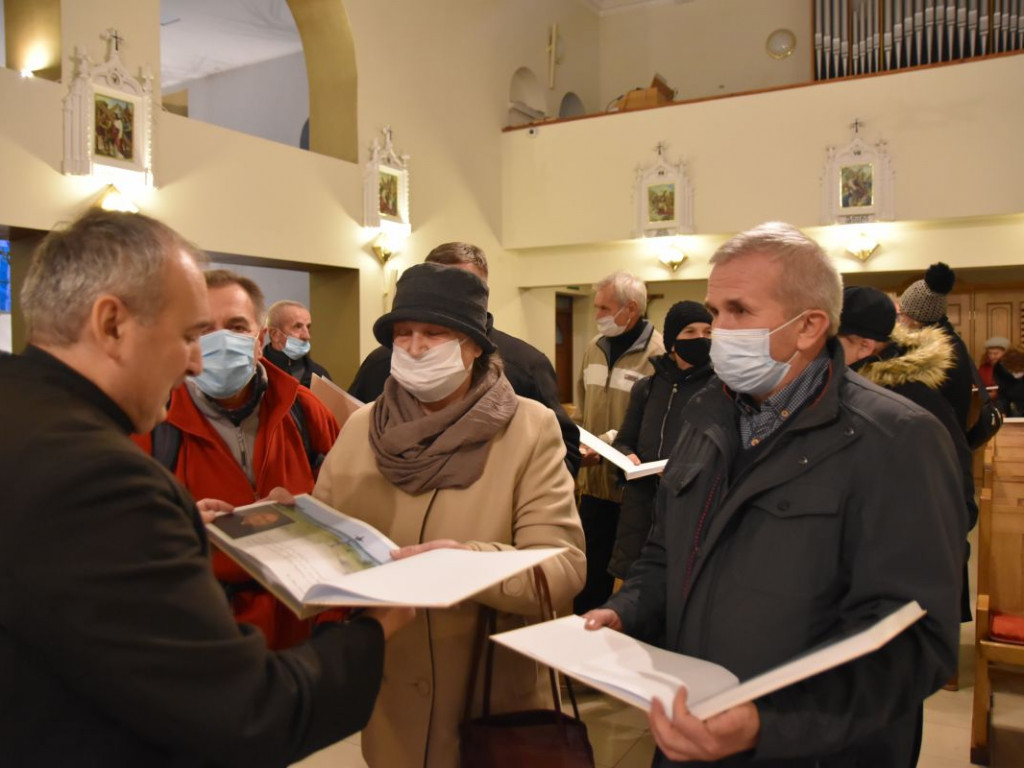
[578,427,667,480]
[493,603,925,720]
[304,547,565,607]
[492,615,738,712]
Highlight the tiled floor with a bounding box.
[295,622,1024,767]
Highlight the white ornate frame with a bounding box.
[63,34,154,184]
[363,127,410,234]
[821,131,894,224]
[635,144,694,237]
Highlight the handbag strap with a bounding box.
[463,565,582,722]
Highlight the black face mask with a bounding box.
[674,337,711,367]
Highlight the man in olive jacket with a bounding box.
[586,223,965,767]
[0,210,409,767]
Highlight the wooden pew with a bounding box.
[971,428,1024,764]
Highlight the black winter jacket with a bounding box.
[606,341,965,767]
[607,354,713,579]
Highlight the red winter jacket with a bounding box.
[134,362,340,648]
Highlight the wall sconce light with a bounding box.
[371,231,402,267]
[658,250,688,273]
[96,184,139,213]
[845,232,880,262]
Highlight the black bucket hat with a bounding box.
[372,262,496,353]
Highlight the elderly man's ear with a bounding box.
[795,310,832,351]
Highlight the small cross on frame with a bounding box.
[850,118,864,136]
[103,28,125,54]
[654,141,667,158]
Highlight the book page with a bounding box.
[310,374,364,428]
[578,427,667,480]
[493,602,925,720]
[208,495,567,610]
[492,615,738,711]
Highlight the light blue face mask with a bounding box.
[283,336,311,361]
[190,329,257,399]
[709,312,807,396]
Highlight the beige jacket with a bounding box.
[577,321,664,502]
[313,396,586,768]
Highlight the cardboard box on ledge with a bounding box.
[616,74,675,112]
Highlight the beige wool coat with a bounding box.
[313,396,587,768]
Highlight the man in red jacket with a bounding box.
[135,269,340,648]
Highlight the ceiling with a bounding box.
[160,0,301,90]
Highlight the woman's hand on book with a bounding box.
[649,687,759,762]
[389,539,470,560]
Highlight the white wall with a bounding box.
[174,51,309,149]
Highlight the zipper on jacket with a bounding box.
[656,383,678,459]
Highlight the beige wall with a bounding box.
[1,0,1021,372]
[598,0,812,105]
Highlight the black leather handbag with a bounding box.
[966,359,1003,450]
[459,567,595,768]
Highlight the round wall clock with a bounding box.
[766,28,797,60]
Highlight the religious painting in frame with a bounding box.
[822,123,893,224]
[91,88,142,168]
[635,144,693,237]
[63,30,154,183]
[364,127,410,232]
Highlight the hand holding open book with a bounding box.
[205,494,565,618]
[578,427,668,480]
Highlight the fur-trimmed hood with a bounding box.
[854,324,953,390]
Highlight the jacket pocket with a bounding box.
[730,483,843,599]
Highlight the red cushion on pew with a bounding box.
[991,612,1024,645]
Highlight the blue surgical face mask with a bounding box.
[709,312,807,396]
[190,329,257,399]
[283,336,311,361]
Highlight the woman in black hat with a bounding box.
[313,262,585,768]
[607,300,714,580]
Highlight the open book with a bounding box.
[493,602,925,720]
[206,494,564,618]
[310,374,364,428]
[578,426,668,480]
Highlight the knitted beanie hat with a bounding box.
[898,263,956,324]
[839,286,896,342]
[373,263,495,353]
[985,336,1010,350]
[663,300,712,345]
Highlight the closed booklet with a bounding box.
[492,602,925,720]
[578,427,667,480]
[206,494,564,618]
[310,374,364,428]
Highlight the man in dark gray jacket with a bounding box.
[585,223,964,767]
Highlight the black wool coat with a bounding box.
[0,347,385,767]
[607,354,713,579]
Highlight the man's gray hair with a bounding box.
[425,242,489,279]
[710,222,843,335]
[267,300,308,329]
[21,209,202,346]
[596,271,648,315]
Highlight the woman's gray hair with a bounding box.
[596,271,648,314]
[21,209,202,346]
[710,222,843,335]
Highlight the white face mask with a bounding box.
[596,308,630,338]
[709,312,807,396]
[390,338,470,403]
